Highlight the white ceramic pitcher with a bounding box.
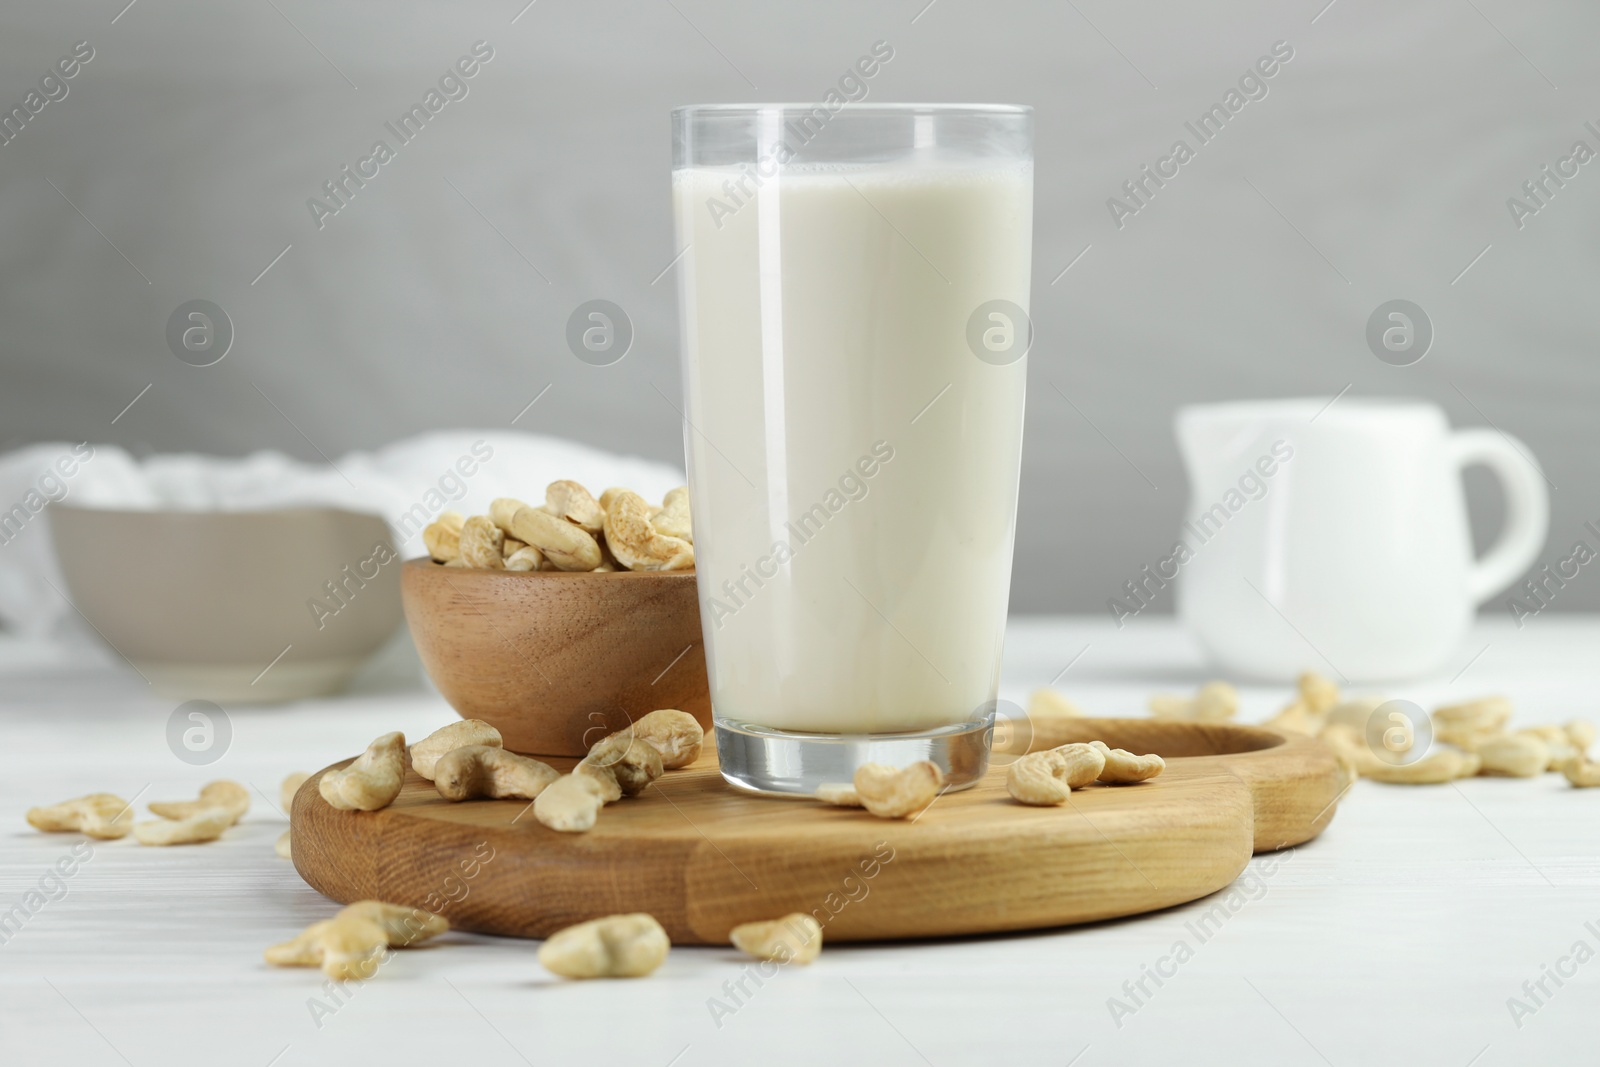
[1173,398,1549,681]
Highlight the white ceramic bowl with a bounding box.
[49,505,404,702]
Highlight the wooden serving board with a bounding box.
[291,720,1344,945]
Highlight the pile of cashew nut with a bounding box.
[1027,670,1599,788]
[423,480,693,573]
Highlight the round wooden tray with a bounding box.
[290,719,1344,945]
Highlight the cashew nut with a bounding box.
[571,763,623,803]
[579,732,662,796]
[488,496,530,536]
[1567,719,1596,753]
[534,773,612,832]
[1028,688,1084,722]
[1362,746,1480,784]
[1513,726,1574,770]
[1150,680,1237,721]
[600,489,694,572]
[339,900,450,947]
[546,480,606,534]
[1297,671,1340,715]
[853,761,944,819]
[1320,695,1388,735]
[652,486,693,543]
[627,709,703,769]
[149,780,250,825]
[730,914,822,964]
[815,783,862,807]
[1433,696,1512,745]
[280,772,310,813]
[1320,723,1477,783]
[1022,687,1086,751]
[1006,744,1106,805]
[265,901,448,980]
[538,913,670,979]
[275,830,292,859]
[410,720,503,781]
[504,544,545,571]
[423,510,465,562]
[135,808,236,846]
[319,732,407,811]
[1263,672,1341,734]
[433,746,558,802]
[1561,756,1600,788]
[1264,702,1323,736]
[457,514,505,570]
[1476,733,1550,778]
[1513,723,1590,770]
[26,793,133,840]
[509,504,603,571]
[1090,740,1165,784]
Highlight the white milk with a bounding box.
[673,163,1032,733]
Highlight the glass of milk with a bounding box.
[671,104,1033,795]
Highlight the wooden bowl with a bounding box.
[400,558,710,756]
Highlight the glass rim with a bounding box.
[672,103,1031,118]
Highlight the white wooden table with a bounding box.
[2,616,1595,1066]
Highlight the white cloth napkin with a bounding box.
[0,431,685,641]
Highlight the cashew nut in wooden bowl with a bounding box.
[400,558,710,757]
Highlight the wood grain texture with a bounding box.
[291,720,1343,944]
[400,558,710,756]
[1023,719,1348,851]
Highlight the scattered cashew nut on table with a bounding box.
[136,807,238,846]
[135,779,251,846]
[26,794,134,840]
[266,901,448,981]
[1562,756,1600,788]
[280,772,310,813]
[1149,679,1238,722]
[538,913,670,979]
[149,780,250,824]
[1474,733,1550,778]
[730,914,823,964]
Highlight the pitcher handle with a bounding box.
[1447,428,1550,605]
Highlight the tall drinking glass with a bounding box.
[671,104,1033,795]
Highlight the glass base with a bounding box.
[715,714,994,797]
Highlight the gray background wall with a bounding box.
[2,0,1595,614]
